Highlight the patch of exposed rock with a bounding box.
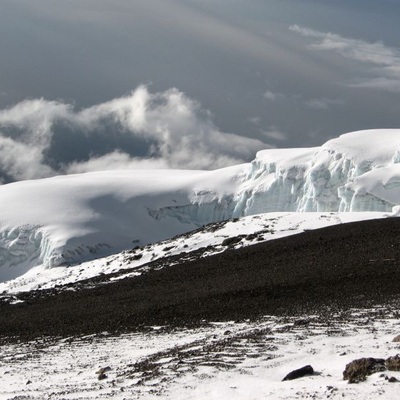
[386,355,400,371]
[344,355,400,383]
[343,358,386,383]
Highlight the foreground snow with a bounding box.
[1,306,400,399]
[0,211,390,295]
[1,129,400,282]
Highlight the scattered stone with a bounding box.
[386,355,400,371]
[26,380,32,385]
[343,357,386,383]
[163,246,175,252]
[221,236,242,247]
[392,335,400,342]
[98,373,107,381]
[96,366,112,374]
[388,376,399,383]
[282,365,314,381]
[96,366,112,380]
[245,233,258,241]
[294,318,311,326]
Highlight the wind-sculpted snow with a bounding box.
[1,129,400,282]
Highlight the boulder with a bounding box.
[282,365,314,381]
[343,357,386,383]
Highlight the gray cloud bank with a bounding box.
[0,86,269,183]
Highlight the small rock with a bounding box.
[96,366,112,375]
[246,233,258,241]
[282,365,314,381]
[96,366,112,380]
[343,357,386,383]
[221,236,242,246]
[392,335,400,342]
[388,376,399,383]
[26,380,32,385]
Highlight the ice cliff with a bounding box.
[1,129,400,280]
[239,129,400,214]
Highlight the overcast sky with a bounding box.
[1,0,400,182]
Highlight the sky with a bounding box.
[1,0,400,182]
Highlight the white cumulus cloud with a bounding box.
[0,86,269,183]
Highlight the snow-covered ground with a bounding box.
[1,129,400,284]
[0,211,390,295]
[1,305,400,400]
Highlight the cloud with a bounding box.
[349,77,400,92]
[248,116,261,126]
[263,91,285,102]
[260,127,287,142]
[263,89,342,111]
[304,98,344,110]
[0,86,269,183]
[66,151,168,174]
[0,135,56,182]
[290,25,400,92]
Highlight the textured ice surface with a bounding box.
[1,129,400,280]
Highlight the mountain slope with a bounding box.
[2,217,400,341]
[0,211,388,295]
[1,129,400,282]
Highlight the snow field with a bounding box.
[1,306,399,399]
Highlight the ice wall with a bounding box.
[236,129,400,214]
[152,130,400,221]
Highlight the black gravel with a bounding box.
[2,217,400,342]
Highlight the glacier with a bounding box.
[1,129,400,281]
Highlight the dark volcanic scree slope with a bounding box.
[1,218,400,341]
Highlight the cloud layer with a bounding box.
[0,86,269,183]
[290,25,400,92]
